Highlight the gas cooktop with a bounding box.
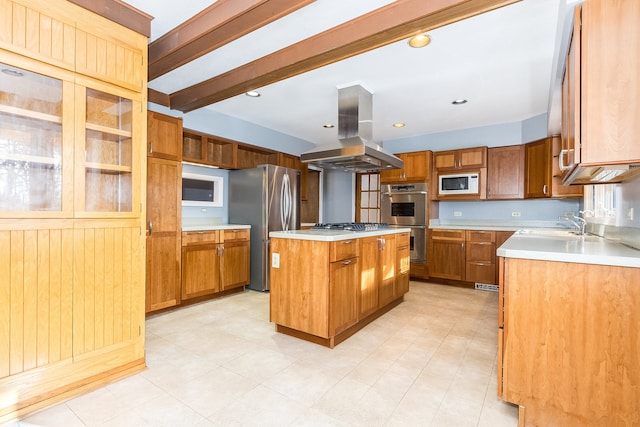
[312,222,390,232]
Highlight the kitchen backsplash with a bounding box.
[439,198,581,222]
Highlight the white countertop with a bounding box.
[270,227,411,242]
[182,224,251,231]
[497,229,640,268]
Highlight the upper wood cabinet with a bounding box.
[148,112,182,161]
[487,145,524,200]
[380,151,431,183]
[561,0,640,184]
[433,147,487,171]
[0,0,145,92]
[525,137,583,199]
[524,138,551,198]
[182,129,236,168]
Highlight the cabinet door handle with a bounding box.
[149,141,153,154]
[148,221,152,235]
[543,184,548,195]
[342,259,353,265]
[558,148,574,171]
[343,240,353,245]
[196,231,205,234]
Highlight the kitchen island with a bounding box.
[496,229,640,426]
[269,227,410,348]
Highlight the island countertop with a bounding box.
[270,227,411,242]
[497,229,640,268]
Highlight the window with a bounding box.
[356,173,380,222]
[583,183,617,224]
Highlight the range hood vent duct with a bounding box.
[300,84,403,172]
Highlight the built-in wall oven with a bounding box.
[380,183,428,263]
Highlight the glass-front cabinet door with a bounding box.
[75,83,141,217]
[0,62,74,217]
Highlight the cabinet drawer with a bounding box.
[431,229,465,241]
[182,230,220,245]
[466,241,496,263]
[466,230,495,242]
[396,232,410,247]
[466,262,496,284]
[222,228,250,242]
[330,239,359,262]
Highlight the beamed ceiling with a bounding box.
[90,0,569,147]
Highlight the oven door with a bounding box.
[390,225,426,263]
[380,192,427,226]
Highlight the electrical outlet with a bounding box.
[271,253,280,268]
[511,211,521,217]
[627,207,634,221]
[453,211,462,217]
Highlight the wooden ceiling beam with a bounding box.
[148,0,315,81]
[169,0,520,113]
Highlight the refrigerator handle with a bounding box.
[280,173,292,230]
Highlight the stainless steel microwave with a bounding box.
[438,172,479,195]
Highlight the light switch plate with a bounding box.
[271,253,280,268]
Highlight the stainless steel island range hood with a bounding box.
[300,84,403,172]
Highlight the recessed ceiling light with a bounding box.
[408,34,431,48]
[245,90,260,97]
[323,124,335,128]
[392,123,405,128]
[452,99,468,105]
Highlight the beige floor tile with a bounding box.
[16,404,84,427]
[7,282,519,427]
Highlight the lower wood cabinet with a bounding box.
[428,229,466,280]
[181,229,250,300]
[465,230,496,284]
[498,257,640,425]
[430,229,513,284]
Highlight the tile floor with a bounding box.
[6,281,518,427]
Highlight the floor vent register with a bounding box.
[475,283,499,292]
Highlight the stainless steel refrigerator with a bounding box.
[228,164,300,291]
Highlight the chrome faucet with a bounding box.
[559,213,587,235]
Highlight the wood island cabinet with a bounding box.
[380,150,431,183]
[270,231,409,348]
[395,232,411,295]
[0,0,149,421]
[498,257,640,425]
[487,145,524,200]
